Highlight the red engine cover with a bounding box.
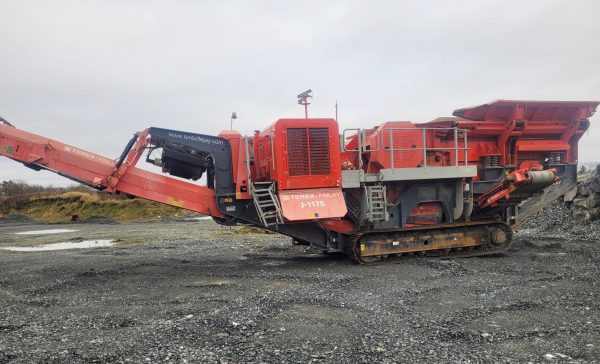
[254,118,342,190]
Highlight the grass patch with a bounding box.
[0,192,198,223]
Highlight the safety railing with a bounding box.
[341,128,379,170]
[342,127,469,168]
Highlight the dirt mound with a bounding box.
[0,192,191,223]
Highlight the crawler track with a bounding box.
[344,221,513,264]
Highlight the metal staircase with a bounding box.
[366,185,389,223]
[251,182,284,227]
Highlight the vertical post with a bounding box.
[244,137,252,188]
[389,128,394,169]
[335,100,338,122]
[463,130,468,166]
[422,128,427,167]
[270,131,276,172]
[297,90,312,119]
[454,127,459,166]
[358,129,363,170]
[230,112,237,130]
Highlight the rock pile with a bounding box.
[519,165,600,243]
[563,165,600,221]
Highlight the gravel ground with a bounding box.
[0,213,598,363]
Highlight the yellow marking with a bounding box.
[167,197,184,208]
[236,192,241,199]
[224,197,233,203]
[360,243,366,252]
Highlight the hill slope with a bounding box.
[0,192,198,223]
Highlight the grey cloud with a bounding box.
[0,0,598,186]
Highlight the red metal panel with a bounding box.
[114,166,223,217]
[255,118,342,190]
[219,131,251,200]
[516,140,570,152]
[0,124,115,186]
[453,100,599,122]
[278,187,347,221]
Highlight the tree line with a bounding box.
[0,180,89,197]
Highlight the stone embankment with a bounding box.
[564,166,600,221]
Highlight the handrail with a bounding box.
[341,128,379,170]
[379,127,469,167]
[341,128,380,152]
[343,126,470,169]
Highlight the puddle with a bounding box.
[15,229,79,235]
[183,216,213,221]
[3,240,114,252]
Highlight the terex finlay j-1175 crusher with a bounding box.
[1,98,597,263]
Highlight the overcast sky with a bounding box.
[1,0,599,186]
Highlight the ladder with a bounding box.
[251,181,284,227]
[366,185,389,223]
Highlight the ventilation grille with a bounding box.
[309,128,331,175]
[287,128,331,176]
[287,129,309,176]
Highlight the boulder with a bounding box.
[589,193,600,209]
[572,197,589,209]
[572,206,591,220]
[563,187,578,202]
[588,177,600,194]
[590,207,600,220]
[577,184,590,196]
[566,169,599,221]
